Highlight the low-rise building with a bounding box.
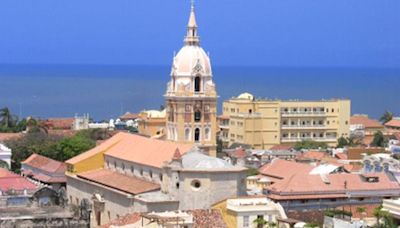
[137,110,166,138]
[21,153,67,190]
[350,114,384,136]
[213,196,289,228]
[222,93,351,149]
[385,117,400,131]
[0,143,11,169]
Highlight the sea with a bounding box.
[0,64,399,121]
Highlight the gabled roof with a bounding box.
[385,119,400,128]
[43,118,74,130]
[0,168,38,192]
[350,115,383,128]
[22,154,66,174]
[269,144,294,151]
[259,159,313,180]
[119,112,139,120]
[266,172,400,200]
[104,133,193,168]
[297,151,326,161]
[77,168,160,195]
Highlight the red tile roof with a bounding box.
[259,159,313,180]
[266,172,400,200]
[22,154,66,174]
[67,132,193,169]
[100,213,141,228]
[350,115,383,129]
[0,168,38,192]
[385,119,400,128]
[104,133,193,168]
[42,118,74,130]
[191,209,227,228]
[335,153,348,160]
[269,144,294,151]
[297,151,326,161]
[231,148,247,159]
[77,168,160,195]
[340,204,380,219]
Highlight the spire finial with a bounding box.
[191,0,195,9]
[184,0,199,46]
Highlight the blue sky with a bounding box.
[0,0,399,67]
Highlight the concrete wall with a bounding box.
[171,171,247,210]
[66,174,135,227]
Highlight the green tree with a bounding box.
[0,107,18,132]
[356,207,366,219]
[371,131,387,147]
[380,111,393,124]
[253,217,268,228]
[56,134,95,161]
[294,140,328,150]
[337,137,349,148]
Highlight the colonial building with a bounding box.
[221,92,351,149]
[66,132,246,227]
[165,5,218,156]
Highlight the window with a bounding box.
[140,169,143,176]
[243,216,249,227]
[185,128,191,141]
[185,104,191,112]
[331,108,334,112]
[194,110,201,122]
[150,170,153,178]
[205,128,211,141]
[194,76,201,92]
[204,105,210,112]
[191,180,201,190]
[194,128,200,142]
[131,166,134,173]
[114,161,117,168]
[159,173,163,181]
[249,109,252,114]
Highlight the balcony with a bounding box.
[281,124,326,129]
[232,112,262,118]
[281,137,337,142]
[281,111,326,117]
[219,124,230,130]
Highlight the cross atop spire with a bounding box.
[184,2,200,46]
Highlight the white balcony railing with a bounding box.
[281,137,337,142]
[281,111,326,117]
[281,124,326,129]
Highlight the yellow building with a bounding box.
[165,5,218,156]
[137,110,166,138]
[221,93,351,149]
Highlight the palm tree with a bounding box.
[26,117,48,134]
[380,111,393,124]
[0,107,18,129]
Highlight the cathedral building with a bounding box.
[165,4,218,156]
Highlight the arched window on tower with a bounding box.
[205,128,211,141]
[194,110,201,122]
[185,128,191,141]
[194,76,201,92]
[194,128,200,142]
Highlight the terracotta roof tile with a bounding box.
[230,148,247,158]
[22,154,66,174]
[385,119,400,128]
[259,159,313,180]
[350,115,383,128]
[0,168,38,192]
[335,153,348,160]
[119,112,139,120]
[266,172,400,200]
[43,118,74,130]
[297,151,326,161]
[77,168,160,195]
[269,144,294,151]
[104,133,193,168]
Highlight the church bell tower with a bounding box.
[165,4,218,156]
